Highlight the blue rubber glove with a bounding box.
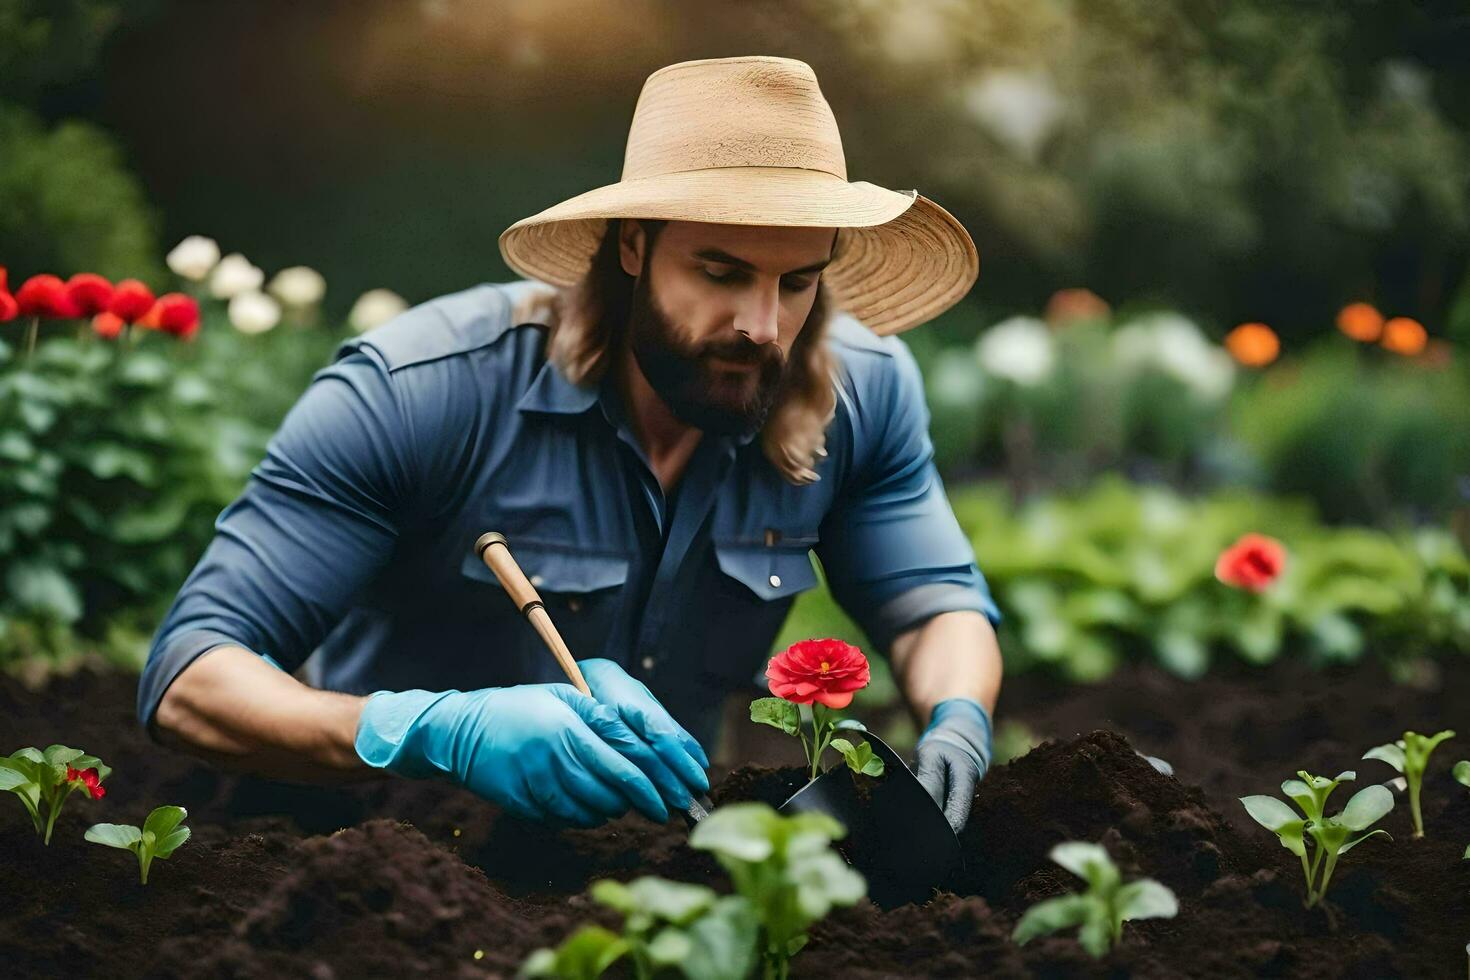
[354,683,670,827]
[915,698,993,834]
[578,658,710,810]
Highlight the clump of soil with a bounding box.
[1,664,1467,978]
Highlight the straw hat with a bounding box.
[499,56,978,335]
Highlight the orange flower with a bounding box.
[1224,322,1280,367]
[1380,317,1427,356]
[1336,302,1383,342]
[92,312,125,339]
[1044,288,1110,327]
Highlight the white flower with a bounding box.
[963,69,1065,162]
[210,253,265,299]
[349,289,409,333]
[165,236,221,282]
[1111,313,1236,402]
[975,316,1055,386]
[268,266,326,308]
[228,291,281,334]
[929,348,986,407]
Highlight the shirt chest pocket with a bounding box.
[459,540,629,661]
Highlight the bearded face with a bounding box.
[626,256,789,438]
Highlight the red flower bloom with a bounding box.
[153,292,201,339]
[65,765,106,800]
[107,279,156,324]
[1215,533,1287,593]
[16,274,79,319]
[766,638,871,709]
[65,273,115,317]
[92,312,125,339]
[0,267,17,322]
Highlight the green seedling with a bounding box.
[1363,729,1455,838]
[521,876,757,980]
[690,802,865,980]
[1011,842,1177,958]
[1240,770,1393,907]
[750,700,885,781]
[1454,761,1469,860]
[0,745,110,844]
[84,805,190,884]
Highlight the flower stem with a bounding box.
[25,316,38,358]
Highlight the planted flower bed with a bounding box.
[2,659,1467,979]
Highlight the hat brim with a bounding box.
[498,167,978,335]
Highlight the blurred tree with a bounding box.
[0,0,163,281]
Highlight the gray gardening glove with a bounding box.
[915,698,993,834]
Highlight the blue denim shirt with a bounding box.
[137,280,998,749]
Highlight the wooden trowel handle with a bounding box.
[475,532,592,697]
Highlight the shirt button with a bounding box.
[641,655,656,672]
[529,574,544,587]
[567,597,583,613]
[769,574,782,588]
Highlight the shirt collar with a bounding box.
[515,357,600,415]
[517,353,759,448]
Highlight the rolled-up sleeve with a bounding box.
[136,348,415,735]
[816,337,999,651]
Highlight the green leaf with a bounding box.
[645,928,693,965]
[1077,914,1113,959]
[154,826,191,859]
[789,849,866,921]
[749,697,801,737]
[12,748,45,765]
[143,805,188,841]
[1116,879,1178,922]
[5,562,82,623]
[689,803,778,863]
[681,896,759,980]
[519,926,628,980]
[1337,785,1394,832]
[1050,842,1119,891]
[1012,893,1093,946]
[84,823,142,850]
[0,767,29,791]
[1240,796,1308,857]
[43,745,83,767]
[610,876,716,926]
[1338,828,1391,855]
[1454,760,1470,787]
[1362,743,1406,773]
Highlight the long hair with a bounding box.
[547,220,838,485]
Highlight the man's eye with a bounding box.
[782,277,815,292]
[703,267,739,284]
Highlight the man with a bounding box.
[139,56,1002,833]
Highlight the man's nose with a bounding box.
[733,282,780,347]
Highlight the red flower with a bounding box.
[0,267,17,322]
[16,274,79,319]
[92,312,125,339]
[65,765,106,800]
[107,279,156,324]
[766,638,871,709]
[152,292,201,339]
[1215,533,1287,593]
[65,273,114,317]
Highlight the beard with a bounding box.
[626,268,787,438]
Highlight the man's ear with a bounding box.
[618,219,647,277]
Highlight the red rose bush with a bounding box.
[752,638,886,781]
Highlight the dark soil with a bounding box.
[2,660,1467,978]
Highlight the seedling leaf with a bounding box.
[85,823,142,849]
[1454,760,1470,787]
[144,805,188,840]
[520,925,628,980]
[1338,828,1391,854]
[1337,785,1393,831]
[155,827,191,859]
[1362,743,1406,771]
[1117,879,1179,921]
[680,895,759,980]
[1012,894,1091,946]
